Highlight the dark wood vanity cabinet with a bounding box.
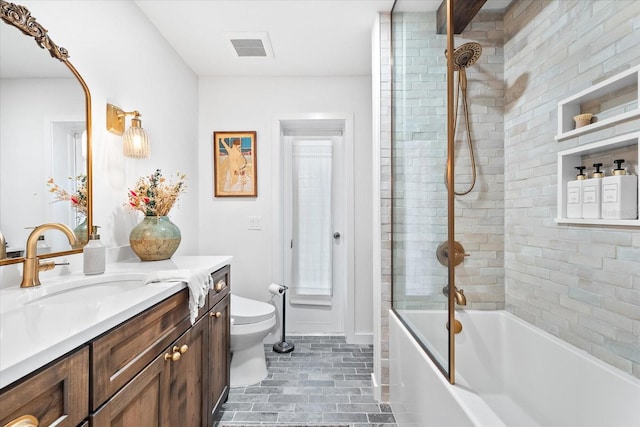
[0,265,231,427]
[91,264,231,427]
[0,347,89,427]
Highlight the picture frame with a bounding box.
[213,131,257,197]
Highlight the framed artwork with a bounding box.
[213,131,257,197]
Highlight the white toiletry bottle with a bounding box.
[36,235,51,255]
[582,163,604,219]
[602,159,639,220]
[83,225,105,275]
[566,166,586,219]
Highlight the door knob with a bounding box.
[333,232,341,239]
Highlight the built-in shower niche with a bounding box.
[555,65,640,141]
[556,132,639,226]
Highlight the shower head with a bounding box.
[447,42,482,71]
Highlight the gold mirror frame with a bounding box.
[0,0,92,265]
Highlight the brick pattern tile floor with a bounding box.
[214,336,397,427]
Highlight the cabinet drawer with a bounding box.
[0,346,89,427]
[209,265,230,309]
[91,289,191,410]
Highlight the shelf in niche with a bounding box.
[556,132,639,227]
[555,65,640,141]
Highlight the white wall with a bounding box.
[198,76,373,337]
[1,1,198,287]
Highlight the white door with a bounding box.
[282,129,346,334]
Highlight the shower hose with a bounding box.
[445,67,477,196]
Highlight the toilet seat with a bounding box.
[231,294,275,325]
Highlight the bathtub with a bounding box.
[390,310,640,427]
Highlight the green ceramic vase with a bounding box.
[129,216,181,261]
[74,217,88,246]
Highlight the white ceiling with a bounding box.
[133,0,513,78]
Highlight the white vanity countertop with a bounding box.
[0,255,232,390]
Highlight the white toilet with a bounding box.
[229,294,276,387]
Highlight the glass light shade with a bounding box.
[123,124,150,158]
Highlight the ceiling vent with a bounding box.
[225,32,275,59]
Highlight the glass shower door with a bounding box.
[390,6,452,378]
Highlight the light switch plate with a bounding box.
[248,216,262,230]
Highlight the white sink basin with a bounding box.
[24,279,146,306]
[0,272,172,314]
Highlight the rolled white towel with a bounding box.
[145,269,213,324]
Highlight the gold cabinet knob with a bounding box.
[164,351,181,362]
[173,344,188,354]
[214,280,226,292]
[210,311,222,318]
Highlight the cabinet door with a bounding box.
[208,294,230,425]
[169,315,208,427]
[0,347,88,427]
[91,349,170,427]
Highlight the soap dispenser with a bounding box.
[582,163,604,219]
[567,166,586,218]
[602,159,638,219]
[36,235,51,255]
[83,225,105,275]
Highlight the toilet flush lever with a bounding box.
[333,232,341,239]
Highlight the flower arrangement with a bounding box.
[47,174,88,215]
[127,169,187,216]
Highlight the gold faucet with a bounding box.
[443,285,467,306]
[20,223,78,288]
[0,230,6,259]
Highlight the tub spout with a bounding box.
[443,285,467,306]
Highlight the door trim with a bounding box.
[271,112,356,342]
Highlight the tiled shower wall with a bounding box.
[504,0,640,377]
[390,12,505,311]
[378,12,392,402]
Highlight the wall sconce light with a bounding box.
[106,103,151,158]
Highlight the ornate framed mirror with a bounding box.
[0,0,93,265]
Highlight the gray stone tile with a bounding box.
[277,411,324,423]
[267,393,309,403]
[251,402,295,412]
[216,335,397,426]
[322,386,362,395]
[294,403,338,413]
[337,403,382,413]
[368,413,397,423]
[350,395,378,404]
[219,402,252,411]
[232,411,278,422]
[243,386,282,394]
[300,380,335,387]
[225,393,269,403]
[308,394,346,404]
[323,412,369,422]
